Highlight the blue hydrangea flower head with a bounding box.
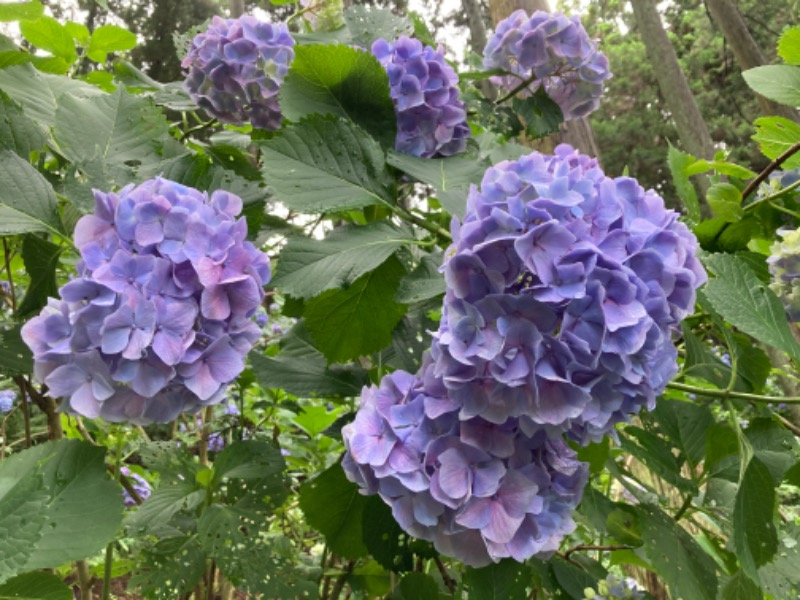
[483,10,611,120]
[120,466,152,508]
[0,389,15,413]
[584,574,644,599]
[769,226,800,322]
[23,178,270,424]
[182,15,295,130]
[372,36,470,158]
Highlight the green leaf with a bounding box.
[577,439,610,475]
[0,91,46,157]
[394,573,439,600]
[292,405,343,438]
[722,570,763,600]
[667,145,701,224]
[64,22,89,46]
[213,440,286,488]
[0,151,62,236]
[386,151,488,218]
[16,235,61,318]
[126,480,204,535]
[19,17,76,63]
[734,455,778,583]
[299,462,369,559]
[0,571,71,600]
[343,5,413,48]
[305,256,407,363]
[778,27,800,65]
[638,504,718,600]
[759,523,800,599]
[394,252,445,304]
[551,556,601,599]
[362,496,414,572]
[53,86,175,190]
[260,115,393,213]
[272,221,415,299]
[86,24,136,63]
[0,2,42,22]
[743,65,800,107]
[703,254,800,362]
[753,117,800,169]
[0,440,124,583]
[0,323,33,376]
[707,182,743,222]
[746,417,798,484]
[130,535,206,598]
[250,323,367,397]
[464,559,531,600]
[605,507,643,547]
[280,44,395,145]
[619,427,697,493]
[512,87,564,138]
[652,398,714,468]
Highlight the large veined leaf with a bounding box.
[0,2,43,22]
[734,455,778,584]
[272,221,416,299]
[130,535,206,598]
[0,151,63,236]
[0,91,46,157]
[743,64,800,107]
[16,234,62,318]
[394,252,446,304]
[0,440,124,583]
[0,571,71,600]
[343,5,413,49]
[702,254,800,363]
[752,117,800,169]
[260,115,393,213]
[53,86,177,189]
[0,323,34,376]
[464,560,532,600]
[279,44,395,145]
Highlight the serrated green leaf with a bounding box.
[272,221,415,299]
[703,254,800,362]
[606,507,643,547]
[126,481,204,535]
[577,439,610,475]
[299,462,369,559]
[707,182,743,222]
[667,144,701,223]
[280,44,395,145]
[745,417,797,485]
[734,455,778,583]
[512,86,564,138]
[394,252,445,304]
[260,115,393,213]
[250,323,367,397]
[16,235,61,318]
[0,323,33,376]
[19,17,75,63]
[305,256,407,363]
[551,556,601,599]
[0,151,62,236]
[778,27,800,65]
[743,65,800,107]
[362,496,414,572]
[0,91,46,157]
[343,5,413,48]
[638,504,718,600]
[722,570,763,600]
[620,428,697,493]
[86,24,136,63]
[0,2,42,22]
[652,398,713,468]
[64,21,89,46]
[394,572,439,600]
[0,571,71,600]
[130,535,206,598]
[759,523,800,599]
[753,117,800,169]
[464,559,531,600]
[213,440,286,488]
[292,405,343,438]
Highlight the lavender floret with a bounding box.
[0,390,15,413]
[23,178,270,424]
[484,10,611,120]
[121,466,152,507]
[372,36,470,158]
[182,15,295,130]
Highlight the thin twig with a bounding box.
[667,381,800,404]
[673,494,694,521]
[743,178,800,214]
[563,544,630,560]
[775,412,800,436]
[741,140,800,203]
[328,561,354,600]
[3,238,17,311]
[434,556,456,594]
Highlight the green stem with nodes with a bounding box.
[102,432,125,600]
[390,204,452,240]
[180,118,218,142]
[743,178,800,214]
[667,381,800,404]
[494,72,539,106]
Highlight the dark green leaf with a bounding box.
[606,507,643,547]
[619,427,697,493]
[299,462,369,559]
[759,523,800,599]
[743,65,800,107]
[343,5,413,48]
[19,17,75,63]
[652,398,713,468]
[577,439,610,475]
[680,323,731,387]
[551,556,601,599]
[734,456,778,583]
[260,115,393,213]
[213,441,286,489]
[705,423,739,478]
[577,486,616,534]
[722,570,763,600]
[394,572,439,600]
[126,480,204,535]
[86,24,136,63]
[638,504,718,600]
[464,559,531,600]
[0,91,46,157]
[16,235,61,318]
[0,323,33,376]
[362,495,414,572]
[667,145,701,224]
[156,152,267,205]
[746,417,798,484]
[753,117,800,169]
[394,252,445,304]
[707,182,743,222]
[0,151,62,236]
[0,571,71,600]
[280,44,395,145]
[130,535,206,598]
[512,87,564,138]
[0,2,43,22]
[703,254,800,362]
[250,323,367,397]
[305,256,407,363]
[272,221,415,299]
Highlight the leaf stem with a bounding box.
[563,544,631,560]
[667,380,800,403]
[741,140,800,203]
[390,205,452,240]
[3,238,16,311]
[673,494,694,521]
[102,433,125,600]
[743,178,800,213]
[494,72,539,105]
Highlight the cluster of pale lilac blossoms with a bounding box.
[766,170,800,321]
[343,145,706,566]
[22,179,269,424]
[484,10,611,120]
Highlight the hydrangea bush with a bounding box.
[22,178,269,424]
[484,10,611,119]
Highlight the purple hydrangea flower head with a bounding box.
[371,36,470,158]
[584,574,644,599]
[22,178,271,424]
[483,10,611,120]
[769,226,800,322]
[182,15,295,130]
[0,389,15,413]
[120,466,152,508]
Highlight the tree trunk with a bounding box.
[463,0,495,98]
[229,0,245,18]
[631,0,715,163]
[704,0,800,123]
[487,0,600,157]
